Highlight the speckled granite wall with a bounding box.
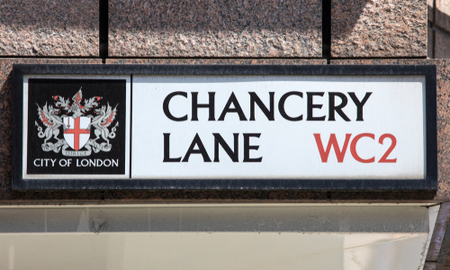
[109,0,322,57]
[0,59,449,203]
[331,0,427,57]
[104,59,327,65]
[0,0,98,56]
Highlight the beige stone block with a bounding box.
[109,0,322,57]
[435,30,450,58]
[436,0,450,33]
[331,0,427,57]
[0,0,98,56]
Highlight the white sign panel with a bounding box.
[132,75,425,179]
[12,64,437,190]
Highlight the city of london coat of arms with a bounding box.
[35,88,119,157]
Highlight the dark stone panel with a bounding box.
[435,30,450,58]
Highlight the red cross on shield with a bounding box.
[63,116,91,151]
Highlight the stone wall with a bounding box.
[0,0,98,56]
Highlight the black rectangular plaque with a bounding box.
[12,64,437,191]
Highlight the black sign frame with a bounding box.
[12,64,437,191]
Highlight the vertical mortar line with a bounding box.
[99,0,109,63]
[433,0,436,58]
[322,0,331,64]
[432,24,435,59]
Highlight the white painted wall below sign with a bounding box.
[0,204,433,270]
[0,232,429,270]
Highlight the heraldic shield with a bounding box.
[63,116,91,151]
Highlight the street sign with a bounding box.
[12,65,437,190]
